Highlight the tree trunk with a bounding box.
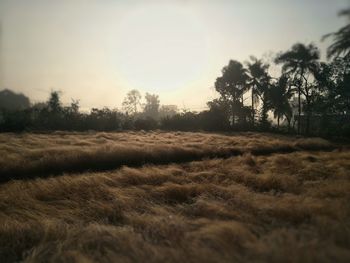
[277,115,280,129]
[297,88,301,134]
[231,101,235,127]
[287,117,291,132]
[251,87,254,127]
[260,98,268,130]
[306,98,311,136]
[304,76,310,135]
[297,69,305,135]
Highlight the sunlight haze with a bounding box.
[0,0,348,110]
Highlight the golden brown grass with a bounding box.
[0,131,337,183]
[0,132,349,262]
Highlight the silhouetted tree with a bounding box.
[143,93,160,119]
[62,100,81,130]
[246,57,271,129]
[47,91,62,113]
[275,43,320,134]
[122,89,141,115]
[39,91,64,130]
[318,58,350,114]
[312,57,350,136]
[215,60,249,127]
[323,9,350,59]
[246,57,269,126]
[268,75,293,129]
[0,89,30,110]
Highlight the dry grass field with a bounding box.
[0,131,349,262]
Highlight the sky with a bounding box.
[0,0,349,111]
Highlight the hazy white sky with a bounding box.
[0,0,349,110]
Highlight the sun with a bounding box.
[114,4,210,93]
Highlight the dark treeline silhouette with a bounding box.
[0,90,178,132]
[0,9,349,137]
[0,89,30,110]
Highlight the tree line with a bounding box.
[207,9,350,137]
[0,89,179,131]
[0,9,349,137]
[209,44,349,136]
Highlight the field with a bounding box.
[0,131,350,262]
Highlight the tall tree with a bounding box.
[246,57,270,127]
[38,90,64,130]
[314,58,350,115]
[48,91,62,113]
[143,93,160,119]
[323,9,350,59]
[214,60,249,126]
[268,75,293,129]
[122,89,141,115]
[275,43,320,134]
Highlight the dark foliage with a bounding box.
[0,89,30,110]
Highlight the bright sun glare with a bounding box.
[114,4,210,93]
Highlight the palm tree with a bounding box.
[215,60,249,126]
[268,75,293,129]
[246,57,270,127]
[323,9,350,59]
[256,73,272,129]
[275,43,320,134]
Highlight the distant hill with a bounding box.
[0,89,30,110]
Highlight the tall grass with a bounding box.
[0,132,349,262]
[0,131,337,183]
